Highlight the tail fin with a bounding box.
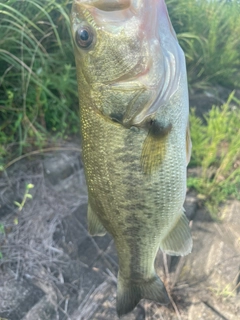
[116,274,169,317]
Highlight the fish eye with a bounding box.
[75,26,94,49]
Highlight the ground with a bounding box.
[0,145,239,320]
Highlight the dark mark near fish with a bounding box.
[110,112,124,123]
[148,121,172,138]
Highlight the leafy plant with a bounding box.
[0,224,4,234]
[13,183,34,226]
[0,0,79,162]
[167,0,240,89]
[188,92,240,217]
[14,183,34,212]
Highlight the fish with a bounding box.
[71,0,192,317]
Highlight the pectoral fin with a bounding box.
[141,122,172,175]
[87,204,106,237]
[160,210,192,256]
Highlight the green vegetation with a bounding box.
[0,0,240,216]
[0,0,78,163]
[167,0,240,89]
[13,183,35,225]
[188,92,240,217]
[14,183,34,212]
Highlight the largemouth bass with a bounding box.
[71,0,192,316]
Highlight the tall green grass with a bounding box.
[188,92,240,217]
[0,0,78,162]
[167,0,240,89]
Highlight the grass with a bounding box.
[188,92,240,217]
[0,0,79,164]
[0,0,240,216]
[167,0,240,89]
[210,269,240,298]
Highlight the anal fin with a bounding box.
[160,210,192,256]
[87,204,106,237]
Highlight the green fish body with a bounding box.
[71,0,192,316]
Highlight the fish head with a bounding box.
[72,0,187,126]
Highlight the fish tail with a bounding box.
[116,273,169,317]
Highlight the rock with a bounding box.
[21,295,57,320]
[189,85,240,119]
[190,93,221,118]
[188,297,239,320]
[43,152,82,185]
[0,272,45,320]
[184,191,198,220]
[21,277,58,320]
[188,300,225,320]
[177,201,240,319]
[43,152,85,193]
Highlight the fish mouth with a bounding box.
[75,0,176,38]
[73,0,137,31]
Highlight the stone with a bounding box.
[188,300,225,320]
[189,85,240,120]
[43,152,84,190]
[0,272,45,320]
[184,191,198,220]
[177,201,240,319]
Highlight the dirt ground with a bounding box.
[0,142,239,320]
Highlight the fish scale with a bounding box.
[72,0,192,317]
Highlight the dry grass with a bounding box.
[0,148,86,314]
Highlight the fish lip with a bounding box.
[73,0,131,11]
[76,0,131,11]
[73,1,137,29]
